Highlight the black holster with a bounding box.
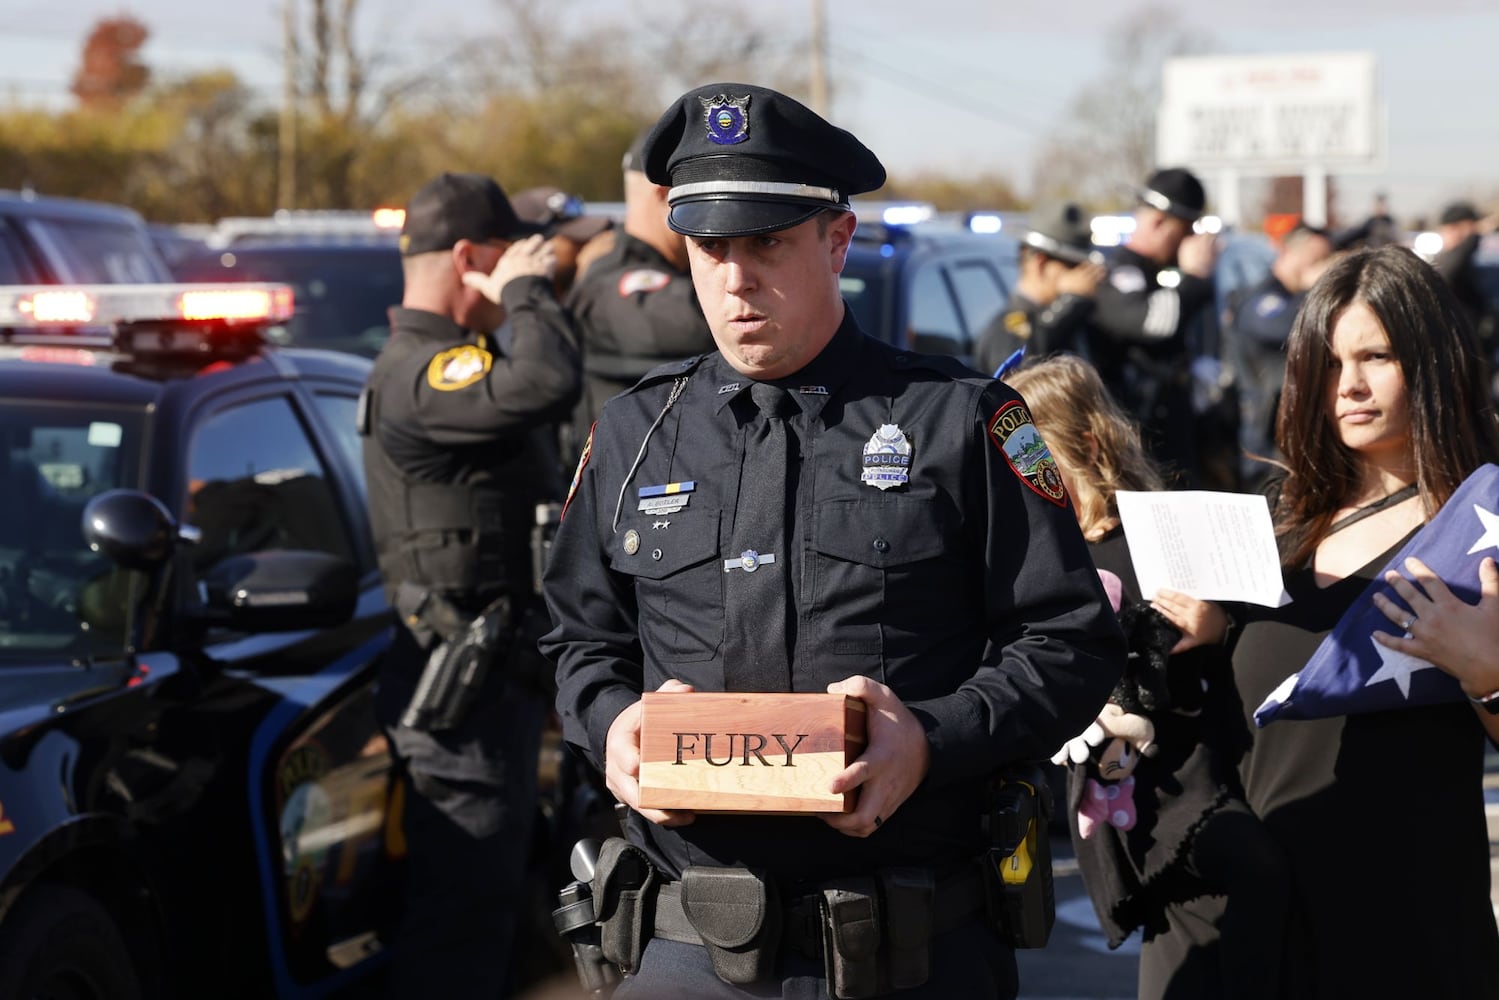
[396,584,515,732]
[818,870,935,999]
[680,866,782,985]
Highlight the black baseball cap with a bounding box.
[642,83,886,238]
[512,186,613,242]
[1024,202,1096,265]
[1139,167,1207,222]
[398,172,544,256]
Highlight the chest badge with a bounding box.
[638,480,695,515]
[623,529,641,555]
[861,424,912,490]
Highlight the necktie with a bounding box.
[725,383,799,691]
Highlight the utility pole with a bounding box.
[278,0,299,211]
[809,0,829,117]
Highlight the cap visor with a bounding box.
[552,216,613,242]
[668,199,825,238]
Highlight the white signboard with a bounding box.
[1156,52,1380,172]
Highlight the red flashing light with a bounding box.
[20,290,97,324]
[177,287,294,324]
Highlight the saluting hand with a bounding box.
[822,676,931,839]
[603,678,697,828]
[1057,260,1107,299]
[460,234,557,304]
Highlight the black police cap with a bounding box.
[1139,167,1206,222]
[641,83,886,238]
[1024,202,1096,265]
[399,172,544,256]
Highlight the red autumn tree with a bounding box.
[70,16,151,111]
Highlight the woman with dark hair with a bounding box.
[1231,244,1499,997]
[1012,355,1287,1000]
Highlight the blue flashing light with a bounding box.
[880,243,895,258]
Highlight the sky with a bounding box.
[1,0,1496,225]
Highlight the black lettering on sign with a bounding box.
[673,732,810,766]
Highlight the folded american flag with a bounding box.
[1255,463,1499,726]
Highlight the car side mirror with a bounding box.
[82,489,200,571]
[200,550,359,632]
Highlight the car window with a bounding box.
[0,402,147,658]
[947,260,1009,347]
[0,226,41,284]
[312,391,367,500]
[20,217,168,284]
[907,261,964,355]
[185,395,355,581]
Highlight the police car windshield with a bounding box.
[0,401,146,659]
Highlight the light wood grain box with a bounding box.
[638,692,867,813]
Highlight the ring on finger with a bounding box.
[1400,616,1415,631]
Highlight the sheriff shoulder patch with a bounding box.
[426,345,492,391]
[988,400,1067,506]
[618,269,672,297]
[1002,310,1032,340]
[562,424,594,521]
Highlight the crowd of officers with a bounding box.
[357,83,1494,1000]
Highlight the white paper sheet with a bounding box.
[1116,490,1290,607]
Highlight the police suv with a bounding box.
[0,282,399,998]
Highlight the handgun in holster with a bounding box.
[552,839,622,997]
[980,763,1055,949]
[397,584,514,733]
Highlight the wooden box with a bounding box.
[638,692,867,813]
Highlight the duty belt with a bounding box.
[651,867,987,958]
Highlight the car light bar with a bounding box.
[0,283,295,328]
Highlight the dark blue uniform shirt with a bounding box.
[541,313,1122,882]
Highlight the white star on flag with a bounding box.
[1364,632,1436,698]
[1467,504,1499,556]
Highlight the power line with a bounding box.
[829,43,1051,137]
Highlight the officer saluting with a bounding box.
[540,85,1122,999]
[1088,168,1217,485]
[974,202,1106,377]
[362,172,579,998]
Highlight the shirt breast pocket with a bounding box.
[609,510,723,663]
[809,496,955,656]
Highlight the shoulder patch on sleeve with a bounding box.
[987,400,1068,507]
[562,424,594,521]
[1003,310,1032,340]
[426,344,492,391]
[618,269,673,297]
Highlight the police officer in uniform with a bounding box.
[564,127,715,460]
[361,172,580,999]
[540,84,1123,1000]
[974,202,1106,377]
[1223,222,1332,487]
[1089,168,1218,485]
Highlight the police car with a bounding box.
[0,282,399,997]
[840,215,1020,365]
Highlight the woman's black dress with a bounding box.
[1232,533,1499,998]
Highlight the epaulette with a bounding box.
[621,353,710,395]
[876,342,985,383]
